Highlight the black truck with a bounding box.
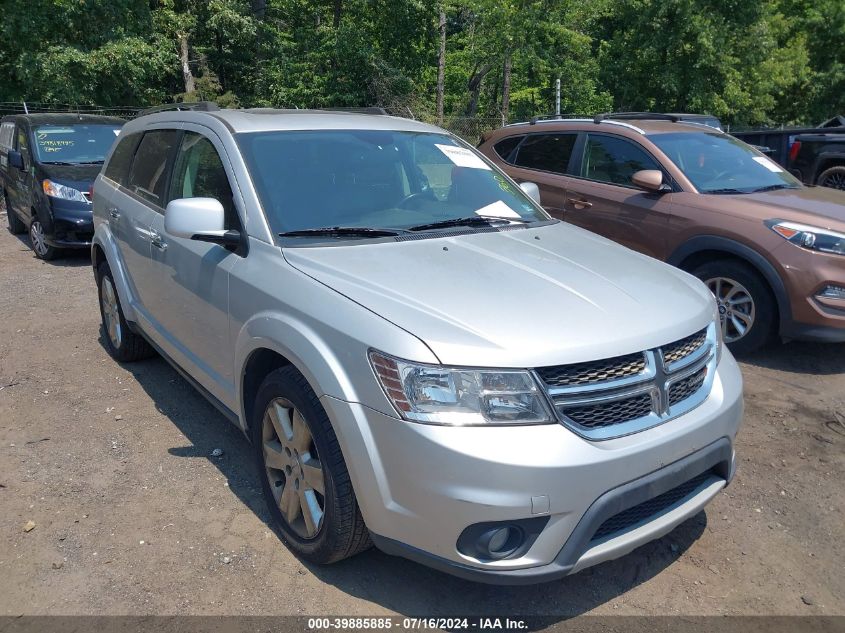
[731,116,845,191]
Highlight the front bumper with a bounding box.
[42,198,94,248]
[321,351,743,584]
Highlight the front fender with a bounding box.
[92,224,137,323]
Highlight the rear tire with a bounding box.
[692,259,777,355]
[97,262,155,362]
[252,365,371,564]
[4,192,24,234]
[816,165,845,190]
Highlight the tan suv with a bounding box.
[479,114,845,354]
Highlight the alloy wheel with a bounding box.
[29,221,49,257]
[820,171,845,190]
[100,275,123,349]
[262,398,325,539]
[706,276,756,343]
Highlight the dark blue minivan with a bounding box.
[0,113,123,259]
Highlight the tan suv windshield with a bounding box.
[649,132,801,194]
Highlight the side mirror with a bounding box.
[9,150,24,171]
[631,169,671,193]
[165,197,240,249]
[519,181,542,205]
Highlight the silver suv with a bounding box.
[91,106,743,584]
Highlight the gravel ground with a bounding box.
[0,219,842,618]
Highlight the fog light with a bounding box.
[818,285,845,300]
[478,526,523,559]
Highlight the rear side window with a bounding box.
[493,135,524,163]
[0,122,14,149]
[104,133,140,186]
[581,134,660,186]
[514,134,577,174]
[127,130,179,207]
[168,132,240,230]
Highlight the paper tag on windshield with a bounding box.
[475,200,521,219]
[753,156,783,173]
[113,130,120,136]
[435,144,491,170]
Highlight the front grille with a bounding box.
[590,471,714,541]
[539,326,715,438]
[662,329,707,365]
[668,367,708,407]
[562,393,652,429]
[537,352,646,387]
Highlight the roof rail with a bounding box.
[318,106,388,115]
[593,112,681,124]
[138,101,220,117]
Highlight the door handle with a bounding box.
[150,230,167,251]
[566,197,593,210]
[108,207,120,219]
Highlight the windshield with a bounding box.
[237,130,549,237]
[33,124,122,164]
[649,132,801,194]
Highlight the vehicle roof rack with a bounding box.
[318,106,388,115]
[593,112,681,124]
[138,101,220,117]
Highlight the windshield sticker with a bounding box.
[475,200,521,219]
[114,129,120,136]
[435,144,491,170]
[752,156,783,173]
[36,130,76,153]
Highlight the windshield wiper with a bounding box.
[279,226,403,238]
[40,161,75,165]
[408,215,526,232]
[749,184,797,193]
[704,188,749,195]
[72,160,105,165]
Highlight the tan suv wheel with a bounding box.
[693,260,776,355]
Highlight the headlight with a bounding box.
[369,351,554,425]
[42,179,87,203]
[767,219,845,256]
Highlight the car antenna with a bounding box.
[22,101,29,114]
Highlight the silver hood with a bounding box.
[284,223,716,368]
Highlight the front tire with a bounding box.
[816,165,845,191]
[692,259,777,355]
[29,218,59,260]
[252,366,371,564]
[97,262,155,362]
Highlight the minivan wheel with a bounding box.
[3,192,24,234]
[29,219,58,260]
[816,165,845,190]
[692,260,776,355]
[96,262,155,362]
[252,366,371,564]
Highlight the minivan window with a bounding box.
[16,126,29,155]
[32,124,121,165]
[169,132,239,229]
[649,132,801,193]
[0,122,14,149]
[493,135,524,163]
[127,130,179,207]
[237,130,548,236]
[104,133,140,186]
[581,134,660,186]
[514,134,577,174]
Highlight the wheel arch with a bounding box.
[668,235,788,330]
[91,226,137,323]
[815,155,845,182]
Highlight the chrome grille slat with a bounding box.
[538,326,716,440]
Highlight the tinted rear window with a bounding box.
[104,133,140,186]
[514,134,577,174]
[493,135,524,162]
[127,130,179,207]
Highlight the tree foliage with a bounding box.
[0,0,840,126]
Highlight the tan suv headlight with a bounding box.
[369,351,554,425]
[767,220,845,256]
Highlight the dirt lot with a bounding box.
[0,219,843,619]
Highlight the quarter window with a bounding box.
[493,135,524,163]
[513,134,577,174]
[104,133,140,186]
[581,134,660,186]
[127,130,179,207]
[16,126,29,155]
[0,122,14,149]
[169,132,239,230]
